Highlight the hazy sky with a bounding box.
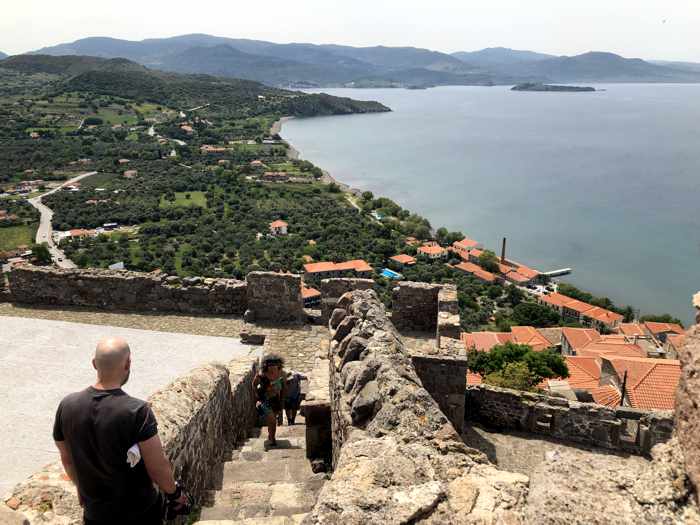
[2,0,699,61]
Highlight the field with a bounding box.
[159,191,208,209]
[0,224,37,251]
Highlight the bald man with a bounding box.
[53,337,187,524]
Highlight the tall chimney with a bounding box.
[501,237,507,264]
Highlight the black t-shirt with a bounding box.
[53,387,159,521]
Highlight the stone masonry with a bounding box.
[4,358,258,524]
[245,271,305,324]
[7,265,247,315]
[466,384,674,456]
[436,284,461,347]
[412,354,468,432]
[391,281,443,331]
[675,324,700,498]
[308,289,529,524]
[319,278,374,322]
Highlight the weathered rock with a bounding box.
[675,325,700,496]
[0,504,29,524]
[320,278,375,322]
[332,315,357,342]
[350,380,381,425]
[329,308,347,329]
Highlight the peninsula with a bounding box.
[511,82,596,92]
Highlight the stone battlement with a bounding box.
[467,384,673,456]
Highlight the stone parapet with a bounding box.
[319,278,374,322]
[466,384,674,456]
[391,281,443,331]
[245,271,305,324]
[675,324,700,496]
[411,354,468,432]
[4,358,258,524]
[301,347,332,465]
[7,265,246,315]
[308,290,529,523]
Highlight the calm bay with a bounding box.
[283,85,700,325]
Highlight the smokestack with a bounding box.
[501,237,507,264]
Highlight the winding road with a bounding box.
[27,171,98,268]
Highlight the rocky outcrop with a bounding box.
[7,265,246,315]
[676,325,700,497]
[307,289,529,524]
[5,358,258,524]
[245,271,305,324]
[467,384,674,456]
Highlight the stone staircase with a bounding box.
[195,418,325,525]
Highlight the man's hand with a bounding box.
[139,434,177,494]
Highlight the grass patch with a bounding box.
[0,224,37,251]
[160,191,208,209]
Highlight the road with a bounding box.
[27,171,98,269]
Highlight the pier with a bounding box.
[542,268,572,278]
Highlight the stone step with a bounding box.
[199,479,324,521]
[222,459,316,485]
[194,513,307,525]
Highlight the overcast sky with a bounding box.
[2,0,698,61]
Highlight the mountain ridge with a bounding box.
[30,35,700,87]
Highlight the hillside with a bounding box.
[452,47,554,67]
[0,51,7,59]
[0,54,389,117]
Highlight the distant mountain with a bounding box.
[651,60,700,74]
[0,54,148,76]
[0,51,7,60]
[452,47,554,67]
[31,36,700,87]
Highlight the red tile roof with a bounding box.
[418,245,447,256]
[510,326,552,352]
[270,220,288,228]
[461,332,513,352]
[666,334,686,350]
[505,271,530,284]
[301,286,321,299]
[453,238,480,251]
[562,327,602,351]
[515,265,539,280]
[643,322,685,336]
[304,260,372,274]
[390,254,416,265]
[590,385,621,407]
[605,357,681,411]
[467,371,483,385]
[540,293,623,325]
[618,323,647,337]
[577,341,646,359]
[564,356,602,390]
[454,262,497,283]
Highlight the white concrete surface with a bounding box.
[0,316,259,497]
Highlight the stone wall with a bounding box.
[436,284,461,346]
[391,281,443,331]
[319,278,374,322]
[4,358,258,524]
[412,354,468,432]
[7,265,246,315]
[245,271,305,324]
[675,324,700,497]
[466,384,674,456]
[308,290,530,523]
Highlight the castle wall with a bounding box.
[391,281,443,331]
[412,354,468,432]
[466,384,674,456]
[5,358,258,524]
[308,289,529,523]
[7,265,246,315]
[245,271,305,323]
[319,277,374,322]
[436,284,461,345]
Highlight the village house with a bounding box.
[200,145,227,154]
[117,159,130,165]
[269,220,288,236]
[262,171,289,182]
[461,326,552,353]
[598,356,681,410]
[250,160,267,170]
[389,254,416,267]
[642,321,685,344]
[538,292,623,331]
[451,238,482,260]
[665,334,686,359]
[180,125,194,134]
[301,285,321,308]
[417,244,447,260]
[303,259,372,281]
[123,170,138,179]
[453,261,497,283]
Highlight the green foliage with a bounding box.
[478,249,500,273]
[484,362,535,391]
[467,341,568,390]
[31,242,52,264]
[511,302,561,327]
[640,313,684,326]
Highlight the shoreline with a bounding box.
[271,116,359,195]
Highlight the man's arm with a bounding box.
[139,434,177,494]
[55,441,78,486]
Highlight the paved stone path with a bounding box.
[0,316,259,497]
[195,420,325,525]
